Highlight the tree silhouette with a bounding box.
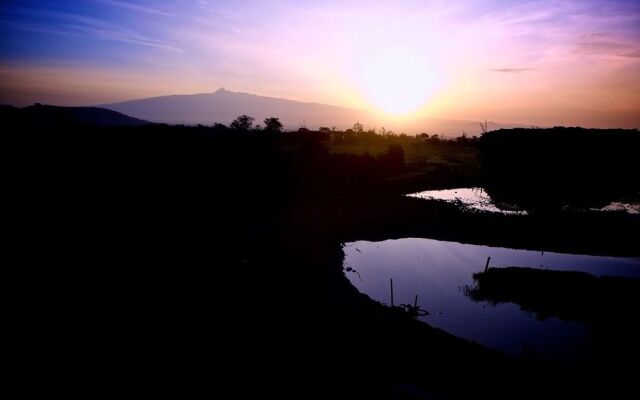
[353,122,364,133]
[263,117,283,133]
[230,114,254,131]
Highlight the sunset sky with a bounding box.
[1,0,639,128]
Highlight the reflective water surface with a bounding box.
[407,187,640,214]
[407,187,526,214]
[343,238,640,361]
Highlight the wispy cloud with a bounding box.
[69,22,183,52]
[576,32,640,58]
[491,68,533,73]
[0,18,75,37]
[91,0,172,17]
[1,6,181,52]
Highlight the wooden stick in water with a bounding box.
[484,256,491,273]
[390,278,394,307]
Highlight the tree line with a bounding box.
[216,114,480,147]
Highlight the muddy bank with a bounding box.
[466,267,640,325]
[292,192,640,258]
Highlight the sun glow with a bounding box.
[357,46,444,115]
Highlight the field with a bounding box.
[328,140,480,174]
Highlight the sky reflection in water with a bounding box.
[344,238,640,360]
[407,187,639,214]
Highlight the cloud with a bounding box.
[91,0,172,17]
[576,33,640,58]
[73,24,183,52]
[2,6,181,52]
[0,19,75,37]
[491,68,533,73]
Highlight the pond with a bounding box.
[343,238,640,362]
[407,187,526,214]
[407,187,640,214]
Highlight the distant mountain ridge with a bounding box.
[1,104,147,127]
[100,88,526,135]
[100,88,369,130]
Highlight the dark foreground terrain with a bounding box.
[10,108,640,398]
[467,267,640,365]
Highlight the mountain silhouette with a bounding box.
[2,104,147,128]
[100,88,366,130]
[100,88,525,135]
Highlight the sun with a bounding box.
[358,46,443,115]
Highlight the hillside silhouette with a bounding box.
[1,103,147,128]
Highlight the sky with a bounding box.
[1,0,639,128]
